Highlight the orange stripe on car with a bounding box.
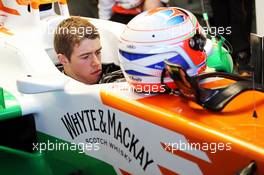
[158,165,180,175]
[119,168,133,175]
[16,0,30,5]
[59,0,67,5]
[0,26,13,35]
[0,0,20,15]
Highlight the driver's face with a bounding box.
[65,38,102,84]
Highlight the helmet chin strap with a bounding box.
[162,60,264,112]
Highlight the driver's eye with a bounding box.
[96,50,101,55]
[81,55,91,60]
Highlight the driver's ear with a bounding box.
[58,54,69,65]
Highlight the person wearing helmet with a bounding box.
[118,7,207,93]
[98,0,169,24]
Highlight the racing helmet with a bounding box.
[118,7,207,92]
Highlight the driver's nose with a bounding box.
[91,53,101,67]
